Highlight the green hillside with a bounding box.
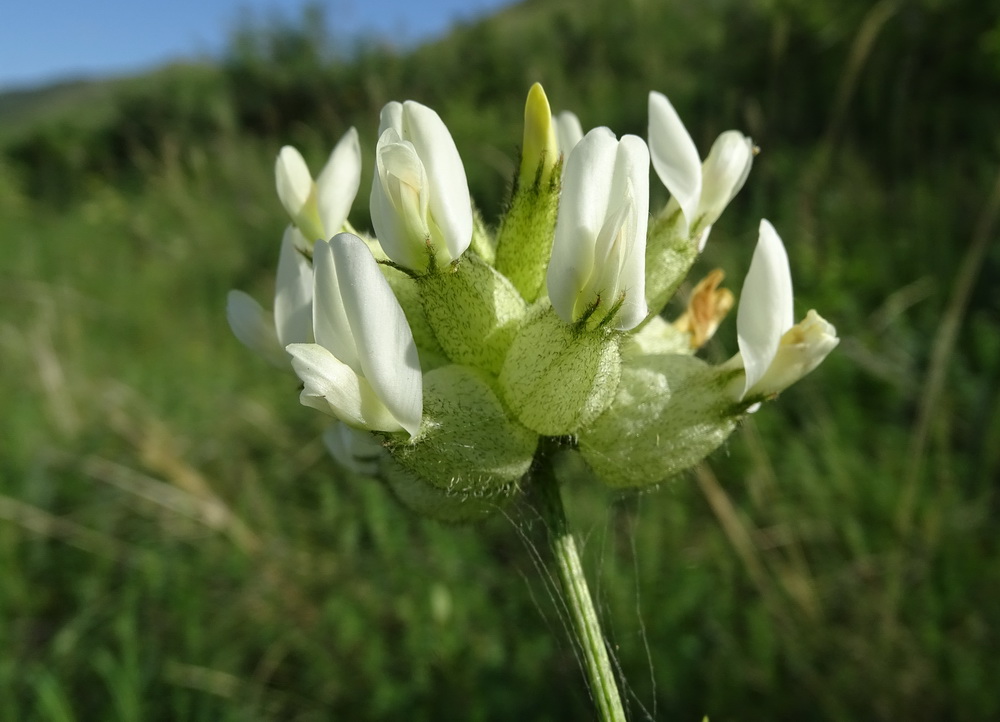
[1,0,998,719]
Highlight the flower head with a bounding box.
[547,127,650,330]
[233,83,841,513]
[370,101,472,272]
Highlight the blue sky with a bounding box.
[0,0,516,91]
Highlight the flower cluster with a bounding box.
[228,84,838,521]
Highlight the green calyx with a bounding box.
[493,156,562,303]
[418,252,527,375]
[384,364,539,522]
[499,305,622,436]
[643,207,699,319]
[577,354,745,488]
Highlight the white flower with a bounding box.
[227,226,314,368]
[553,110,584,159]
[275,128,362,245]
[286,233,423,437]
[547,127,650,331]
[735,220,839,400]
[648,91,753,245]
[323,422,386,475]
[370,100,472,272]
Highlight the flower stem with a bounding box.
[535,450,627,722]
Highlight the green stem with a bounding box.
[535,451,627,722]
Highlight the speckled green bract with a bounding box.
[493,171,560,303]
[381,460,514,523]
[385,364,538,521]
[644,210,698,316]
[418,253,527,375]
[577,354,744,488]
[500,306,622,436]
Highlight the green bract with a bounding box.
[229,85,839,522]
[577,355,744,489]
[499,305,621,436]
[384,365,538,522]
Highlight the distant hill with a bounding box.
[1,0,995,208]
[0,77,120,140]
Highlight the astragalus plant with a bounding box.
[228,83,837,721]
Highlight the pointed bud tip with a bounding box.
[520,83,558,188]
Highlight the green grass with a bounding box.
[1,0,998,719]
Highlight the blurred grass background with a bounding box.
[1,0,999,719]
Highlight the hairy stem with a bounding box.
[535,450,627,722]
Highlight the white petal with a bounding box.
[311,238,362,373]
[286,225,312,254]
[547,127,617,324]
[226,290,287,368]
[287,343,405,432]
[328,233,423,437]
[275,146,313,221]
[606,134,649,330]
[746,310,839,398]
[399,100,472,262]
[695,224,712,252]
[548,129,649,330]
[273,227,313,347]
[737,219,794,398]
[648,92,702,231]
[322,422,384,475]
[315,127,362,236]
[370,129,431,271]
[695,131,754,230]
[378,101,404,136]
[554,110,584,158]
[588,183,635,296]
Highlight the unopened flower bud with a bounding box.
[495,84,563,302]
[519,82,559,191]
